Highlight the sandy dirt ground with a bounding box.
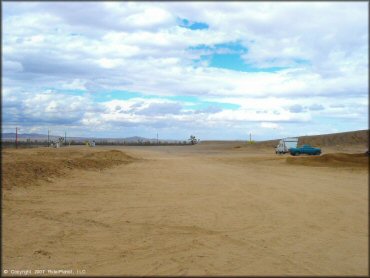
[2,144,368,276]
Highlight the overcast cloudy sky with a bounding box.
[2,2,368,140]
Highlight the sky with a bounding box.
[2,2,368,140]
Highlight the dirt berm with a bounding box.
[286,152,368,168]
[1,148,135,189]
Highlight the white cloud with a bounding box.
[97,58,123,69]
[125,7,175,28]
[260,122,280,129]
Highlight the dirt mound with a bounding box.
[286,152,368,168]
[2,148,135,189]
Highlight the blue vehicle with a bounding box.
[289,144,321,156]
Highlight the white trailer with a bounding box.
[275,137,298,154]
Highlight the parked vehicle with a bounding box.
[275,137,298,154]
[289,144,321,156]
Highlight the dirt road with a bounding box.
[2,145,368,275]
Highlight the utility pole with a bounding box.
[15,127,18,149]
[157,132,159,144]
[65,131,67,146]
[249,133,252,143]
[48,129,50,147]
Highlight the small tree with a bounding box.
[189,135,198,145]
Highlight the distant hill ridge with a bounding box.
[1,133,157,142]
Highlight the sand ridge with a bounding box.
[286,152,368,168]
[1,148,135,189]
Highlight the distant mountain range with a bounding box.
[1,133,176,143]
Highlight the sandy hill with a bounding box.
[248,129,368,148]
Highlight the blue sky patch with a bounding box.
[208,53,287,72]
[178,18,209,30]
[189,41,286,72]
[91,90,142,102]
[294,58,310,65]
[213,41,247,53]
[189,41,247,53]
[188,44,213,51]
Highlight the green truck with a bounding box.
[289,144,321,156]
